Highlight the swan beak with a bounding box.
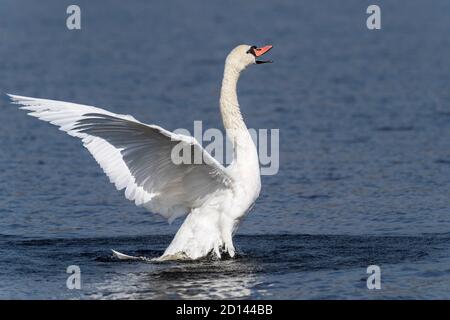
[254,45,273,64]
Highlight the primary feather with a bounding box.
[9,94,231,223]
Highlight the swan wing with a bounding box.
[9,94,232,222]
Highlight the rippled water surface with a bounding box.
[1,0,450,299]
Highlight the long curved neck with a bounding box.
[220,63,247,132]
[220,62,259,170]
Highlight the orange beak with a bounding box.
[254,45,273,57]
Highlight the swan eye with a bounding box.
[246,46,257,55]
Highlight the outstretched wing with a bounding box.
[9,94,232,222]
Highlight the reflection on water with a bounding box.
[88,259,261,299]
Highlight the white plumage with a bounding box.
[9,44,272,260]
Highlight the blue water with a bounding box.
[1,0,450,299]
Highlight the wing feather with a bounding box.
[9,94,232,222]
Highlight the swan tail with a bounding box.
[111,249,152,262]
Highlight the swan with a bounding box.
[8,44,273,260]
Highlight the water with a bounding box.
[1,0,450,299]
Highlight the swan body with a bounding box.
[8,44,273,260]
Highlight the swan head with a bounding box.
[225,44,273,72]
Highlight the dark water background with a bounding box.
[1,0,450,299]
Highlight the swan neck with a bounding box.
[220,64,246,132]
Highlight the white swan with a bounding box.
[8,44,273,260]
